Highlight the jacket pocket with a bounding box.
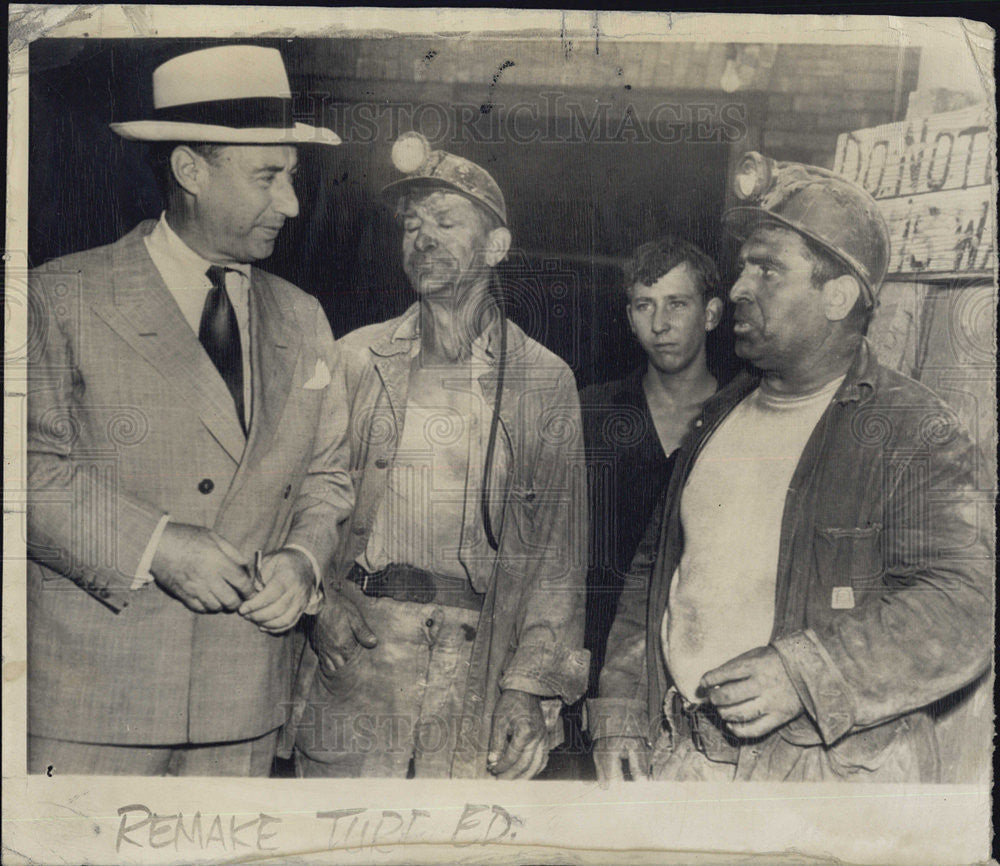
[508,483,538,520]
[814,525,884,592]
[825,717,913,779]
[503,483,552,569]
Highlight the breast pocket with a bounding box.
[814,525,884,594]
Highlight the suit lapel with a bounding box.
[213,269,304,521]
[239,269,302,467]
[91,227,247,462]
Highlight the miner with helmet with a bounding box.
[291,133,589,779]
[591,153,992,783]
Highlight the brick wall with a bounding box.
[303,38,921,167]
[759,44,920,167]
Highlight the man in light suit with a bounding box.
[27,45,354,776]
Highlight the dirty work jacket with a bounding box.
[292,303,590,777]
[591,339,993,781]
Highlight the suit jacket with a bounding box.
[27,220,354,745]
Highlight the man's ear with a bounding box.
[483,226,512,267]
[625,301,636,335]
[169,145,209,197]
[704,297,724,332]
[820,274,861,322]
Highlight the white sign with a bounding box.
[834,106,996,278]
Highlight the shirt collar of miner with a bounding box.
[833,338,878,406]
[706,337,879,419]
[375,301,502,366]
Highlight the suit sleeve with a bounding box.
[27,270,166,613]
[773,420,994,745]
[280,300,355,574]
[496,368,590,705]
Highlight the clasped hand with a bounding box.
[238,548,315,634]
[151,523,314,633]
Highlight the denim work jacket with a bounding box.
[295,303,590,777]
[591,340,993,782]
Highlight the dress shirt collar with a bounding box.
[146,212,252,286]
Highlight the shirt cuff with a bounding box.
[586,697,650,742]
[131,514,171,590]
[498,642,590,704]
[283,543,325,616]
[772,629,856,746]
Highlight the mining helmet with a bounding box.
[722,151,890,305]
[381,131,508,227]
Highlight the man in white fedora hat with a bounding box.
[26,44,355,776]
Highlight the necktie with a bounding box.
[200,265,245,431]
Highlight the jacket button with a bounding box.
[695,419,703,427]
[375,457,388,469]
[198,478,214,494]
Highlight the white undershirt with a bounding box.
[662,375,845,703]
[362,396,478,580]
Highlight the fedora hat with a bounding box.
[110,45,340,146]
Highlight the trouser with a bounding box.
[28,730,278,777]
[650,688,739,782]
[295,583,480,779]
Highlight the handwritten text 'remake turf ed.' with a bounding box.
[115,802,525,853]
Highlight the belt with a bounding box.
[348,563,484,612]
[666,688,740,764]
